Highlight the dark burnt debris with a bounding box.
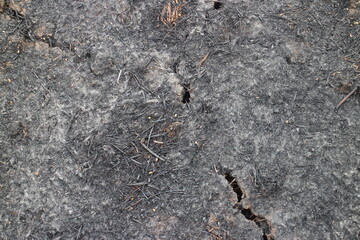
[1,0,359,239]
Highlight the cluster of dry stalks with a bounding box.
[159,0,186,27]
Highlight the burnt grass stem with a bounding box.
[224,173,274,240]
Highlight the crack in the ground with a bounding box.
[224,172,274,240]
[181,83,191,104]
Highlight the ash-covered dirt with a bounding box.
[1,0,360,239]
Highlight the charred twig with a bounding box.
[129,157,143,166]
[310,13,324,28]
[76,224,83,240]
[9,20,23,34]
[130,199,142,208]
[111,144,126,154]
[143,56,155,70]
[269,14,297,25]
[335,85,359,109]
[148,184,161,191]
[111,144,130,167]
[161,92,167,108]
[142,123,157,134]
[148,133,167,139]
[147,126,154,146]
[132,75,154,94]
[127,182,160,190]
[66,110,80,133]
[151,167,184,179]
[144,159,151,188]
[130,142,139,153]
[140,139,166,161]
[131,218,142,224]
[141,118,165,134]
[138,187,149,199]
[144,189,184,201]
[66,147,76,158]
[152,118,167,123]
[87,135,95,156]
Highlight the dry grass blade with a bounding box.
[198,51,210,68]
[335,85,359,109]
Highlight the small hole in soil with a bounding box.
[213,1,223,10]
[285,56,292,64]
[224,173,243,202]
[182,84,191,103]
[172,61,179,73]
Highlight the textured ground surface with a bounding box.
[1,0,360,239]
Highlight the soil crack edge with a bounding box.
[224,172,274,240]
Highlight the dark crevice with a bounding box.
[285,56,292,64]
[172,59,179,73]
[241,208,256,221]
[5,7,25,19]
[182,84,191,103]
[224,173,243,202]
[213,1,223,10]
[224,172,274,240]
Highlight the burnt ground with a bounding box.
[1,0,360,239]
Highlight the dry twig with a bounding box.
[197,51,210,68]
[335,85,359,109]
